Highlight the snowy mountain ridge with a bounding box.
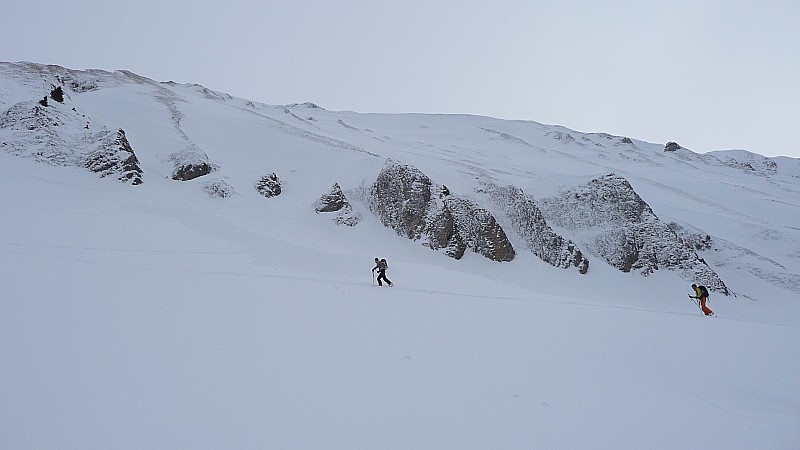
[2,61,799,449]
[2,61,796,298]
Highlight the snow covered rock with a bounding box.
[255,173,282,198]
[314,182,347,213]
[1,101,81,165]
[540,174,729,294]
[286,102,323,110]
[170,148,215,181]
[481,183,589,273]
[84,129,143,185]
[664,141,682,152]
[314,182,361,226]
[368,161,514,262]
[368,161,431,240]
[1,98,142,184]
[667,222,713,251]
[710,150,778,176]
[202,179,235,198]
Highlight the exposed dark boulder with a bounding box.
[438,195,515,262]
[369,161,432,240]
[255,173,282,198]
[173,162,213,181]
[170,145,217,181]
[170,148,215,181]
[314,182,361,226]
[368,160,514,262]
[425,200,465,259]
[315,182,347,212]
[664,142,682,152]
[50,86,64,103]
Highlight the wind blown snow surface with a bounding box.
[1,63,799,449]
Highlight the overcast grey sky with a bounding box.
[3,0,799,157]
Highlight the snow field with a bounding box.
[1,153,798,449]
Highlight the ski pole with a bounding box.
[688,295,702,312]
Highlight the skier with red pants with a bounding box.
[690,284,714,316]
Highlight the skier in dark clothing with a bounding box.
[372,257,393,287]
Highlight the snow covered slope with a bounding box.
[2,62,799,448]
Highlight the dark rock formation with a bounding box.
[85,129,143,185]
[430,194,515,262]
[314,182,361,226]
[664,142,682,152]
[315,182,347,212]
[481,183,589,274]
[50,86,64,103]
[170,148,214,181]
[369,162,432,240]
[540,174,729,294]
[255,173,282,198]
[173,162,212,181]
[368,160,514,262]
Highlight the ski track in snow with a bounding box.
[5,241,798,330]
[0,241,244,255]
[226,102,381,157]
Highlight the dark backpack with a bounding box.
[380,258,388,270]
[699,285,709,298]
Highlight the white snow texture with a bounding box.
[1,62,799,449]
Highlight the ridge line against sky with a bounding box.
[2,0,799,158]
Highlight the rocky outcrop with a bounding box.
[1,100,143,184]
[314,182,361,226]
[50,86,64,103]
[430,194,516,261]
[714,151,778,176]
[255,173,281,198]
[540,174,729,294]
[0,102,76,165]
[664,142,682,152]
[368,160,514,262]
[369,162,432,240]
[315,182,347,212]
[481,183,589,274]
[84,129,143,185]
[170,148,214,181]
[173,162,213,180]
